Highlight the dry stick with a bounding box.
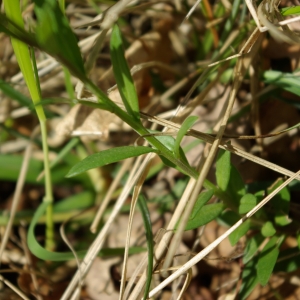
[148,169,300,298]
[0,274,30,300]
[244,0,300,33]
[101,0,134,30]
[175,268,192,300]
[249,50,263,150]
[141,112,300,180]
[0,127,39,262]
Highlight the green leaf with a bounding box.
[67,146,156,178]
[27,201,88,261]
[217,210,240,227]
[243,233,264,264]
[267,179,290,213]
[239,194,257,214]
[0,154,42,183]
[138,195,153,300]
[174,116,198,159]
[229,219,250,246]
[28,202,146,260]
[110,24,140,121]
[274,247,300,273]
[216,149,231,191]
[0,13,37,47]
[256,236,280,286]
[190,189,214,220]
[274,212,291,226]
[0,80,31,107]
[263,70,300,97]
[227,165,246,208]
[33,0,85,79]
[151,134,196,177]
[280,6,300,16]
[239,258,259,300]
[261,221,276,237]
[185,203,224,231]
[53,191,94,212]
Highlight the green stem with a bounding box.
[84,79,198,179]
[4,0,54,250]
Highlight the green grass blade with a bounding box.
[110,24,140,121]
[0,80,31,107]
[138,195,153,300]
[0,13,37,47]
[263,70,300,97]
[28,202,146,260]
[174,116,198,159]
[28,202,80,261]
[4,0,45,121]
[280,6,300,16]
[33,0,86,79]
[66,146,156,178]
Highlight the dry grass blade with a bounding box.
[0,275,30,300]
[90,158,133,233]
[140,111,300,180]
[119,163,151,300]
[148,170,300,298]
[18,225,43,300]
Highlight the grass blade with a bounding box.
[174,116,198,159]
[138,195,153,300]
[110,24,140,121]
[66,146,156,178]
[33,0,85,79]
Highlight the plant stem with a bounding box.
[4,0,54,250]
[84,79,198,179]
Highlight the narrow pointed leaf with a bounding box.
[67,146,156,177]
[174,116,198,159]
[138,195,153,300]
[28,202,145,260]
[110,24,140,121]
[33,0,85,78]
